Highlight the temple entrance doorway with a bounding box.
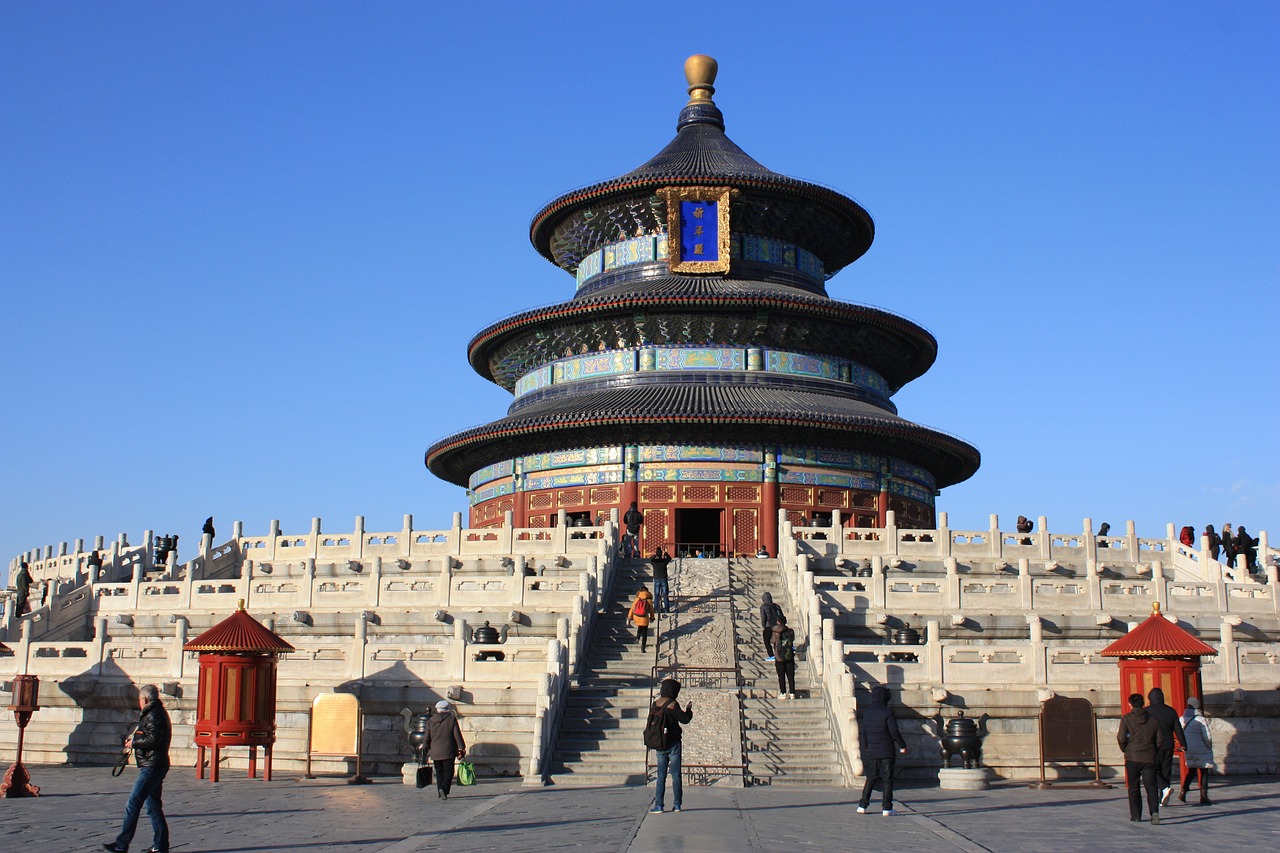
[675,508,723,557]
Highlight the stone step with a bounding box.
[547,757,647,775]
[546,770,647,786]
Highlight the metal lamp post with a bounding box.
[1,673,41,797]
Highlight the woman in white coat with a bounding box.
[1179,697,1214,805]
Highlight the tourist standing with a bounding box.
[1016,515,1034,545]
[1117,693,1165,824]
[772,614,797,699]
[1179,525,1196,548]
[623,502,644,559]
[1235,525,1257,571]
[856,685,908,815]
[648,678,694,814]
[13,560,31,615]
[759,592,782,660]
[104,684,171,853]
[1220,523,1236,566]
[650,547,672,613]
[424,700,466,800]
[1145,687,1186,806]
[202,516,215,540]
[1204,524,1221,561]
[627,585,655,653]
[1179,697,1214,806]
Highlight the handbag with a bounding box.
[112,750,130,777]
[457,759,476,786]
[415,763,432,789]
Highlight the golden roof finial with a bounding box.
[1151,601,1161,615]
[237,598,246,611]
[684,54,718,104]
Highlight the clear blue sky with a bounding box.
[3,1,1277,577]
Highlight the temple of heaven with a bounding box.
[426,55,980,557]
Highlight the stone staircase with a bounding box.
[731,557,847,787]
[546,559,658,786]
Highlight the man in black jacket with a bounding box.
[1146,687,1186,806]
[857,685,909,816]
[650,547,672,613]
[623,502,644,559]
[1118,693,1166,823]
[104,684,171,853]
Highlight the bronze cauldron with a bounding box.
[888,622,921,662]
[408,713,431,763]
[940,711,983,769]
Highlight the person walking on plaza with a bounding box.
[1145,687,1185,806]
[424,700,466,800]
[772,614,797,699]
[627,585,655,653]
[103,684,171,853]
[1179,697,1214,806]
[1118,692,1166,824]
[760,591,782,660]
[857,685,908,815]
[650,547,672,613]
[647,678,694,814]
[623,502,644,559]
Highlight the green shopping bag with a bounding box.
[457,759,476,786]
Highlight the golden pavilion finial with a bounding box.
[1151,601,1161,615]
[237,598,246,611]
[684,55,718,104]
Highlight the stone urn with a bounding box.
[940,711,983,769]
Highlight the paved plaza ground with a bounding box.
[1,766,1276,852]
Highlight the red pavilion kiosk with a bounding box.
[184,602,294,782]
[1099,602,1217,712]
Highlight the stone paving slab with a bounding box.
[1,766,1276,852]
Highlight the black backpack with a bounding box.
[643,699,672,750]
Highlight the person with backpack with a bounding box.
[760,591,783,660]
[772,614,797,699]
[645,678,694,814]
[627,585,656,653]
[856,685,908,816]
[1203,524,1221,561]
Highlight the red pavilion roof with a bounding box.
[183,602,294,654]
[1099,603,1217,658]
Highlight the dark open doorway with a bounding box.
[675,508,723,557]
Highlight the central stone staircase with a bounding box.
[546,559,658,785]
[731,557,848,786]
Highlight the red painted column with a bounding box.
[621,445,639,524]
[876,473,890,529]
[513,461,527,528]
[761,449,778,557]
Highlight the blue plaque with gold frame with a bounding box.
[660,186,731,274]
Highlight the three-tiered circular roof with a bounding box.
[427,56,980,492]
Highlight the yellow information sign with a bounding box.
[309,693,360,756]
